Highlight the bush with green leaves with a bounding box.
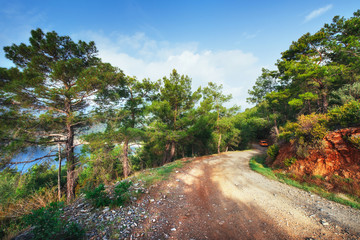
[112,181,132,206]
[83,184,111,208]
[296,113,329,143]
[279,121,299,142]
[346,135,360,150]
[83,181,133,208]
[0,168,20,207]
[328,100,360,128]
[284,157,297,167]
[267,144,279,161]
[23,201,85,240]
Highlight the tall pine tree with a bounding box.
[1,29,124,202]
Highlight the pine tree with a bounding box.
[1,29,124,202]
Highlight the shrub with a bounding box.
[83,184,110,208]
[0,168,20,207]
[267,144,279,161]
[348,135,360,150]
[284,157,297,167]
[328,100,360,128]
[296,113,328,142]
[279,121,299,142]
[83,181,133,208]
[279,113,329,158]
[23,201,85,240]
[112,181,132,207]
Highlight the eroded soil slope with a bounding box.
[274,127,360,181]
[133,150,360,240]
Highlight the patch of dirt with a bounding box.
[130,150,360,239]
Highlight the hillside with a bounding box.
[13,150,360,240]
[274,127,360,180]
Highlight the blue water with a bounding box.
[10,145,83,172]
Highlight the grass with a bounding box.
[249,155,276,180]
[134,159,186,187]
[249,155,360,209]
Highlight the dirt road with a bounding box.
[135,149,360,239]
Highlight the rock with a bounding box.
[171,228,177,231]
[218,221,225,225]
[321,219,329,226]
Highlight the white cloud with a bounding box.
[305,4,333,22]
[74,31,262,109]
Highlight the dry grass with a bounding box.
[0,186,58,219]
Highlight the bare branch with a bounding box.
[9,154,57,165]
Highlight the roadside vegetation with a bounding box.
[1,9,360,239]
[250,155,360,209]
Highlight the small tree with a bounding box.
[201,82,238,153]
[149,69,201,163]
[93,76,159,178]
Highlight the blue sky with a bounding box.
[1,0,359,108]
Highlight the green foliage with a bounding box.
[249,155,276,180]
[0,168,20,206]
[112,181,132,206]
[0,163,66,209]
[288,98,303,109]
[348,135,360,150]
[146,69,201,163]
[284,157,297,167]
[267,144,279,161]
[279,121,299,142]
[1,28,125,202]
[23,202,85,240]
[16,162,62,198]
[328,100,360,128]
[83,184,111,208]
[279,113,329,158]
[83,181,132,208]
[330,82,360,105]
[296,113,329,142]
[232,106,272,150]
[78,139,122,187]
[247,68,279,104]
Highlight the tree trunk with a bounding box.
[65,94,76,203]
[169,141,176,162]
[274,118,280,136]
[322,91,328,113]
[162,142,170,164]
[123,138,130,178]
[217,134,222,154]
[66,122,76,203]
[58,143,62,201]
